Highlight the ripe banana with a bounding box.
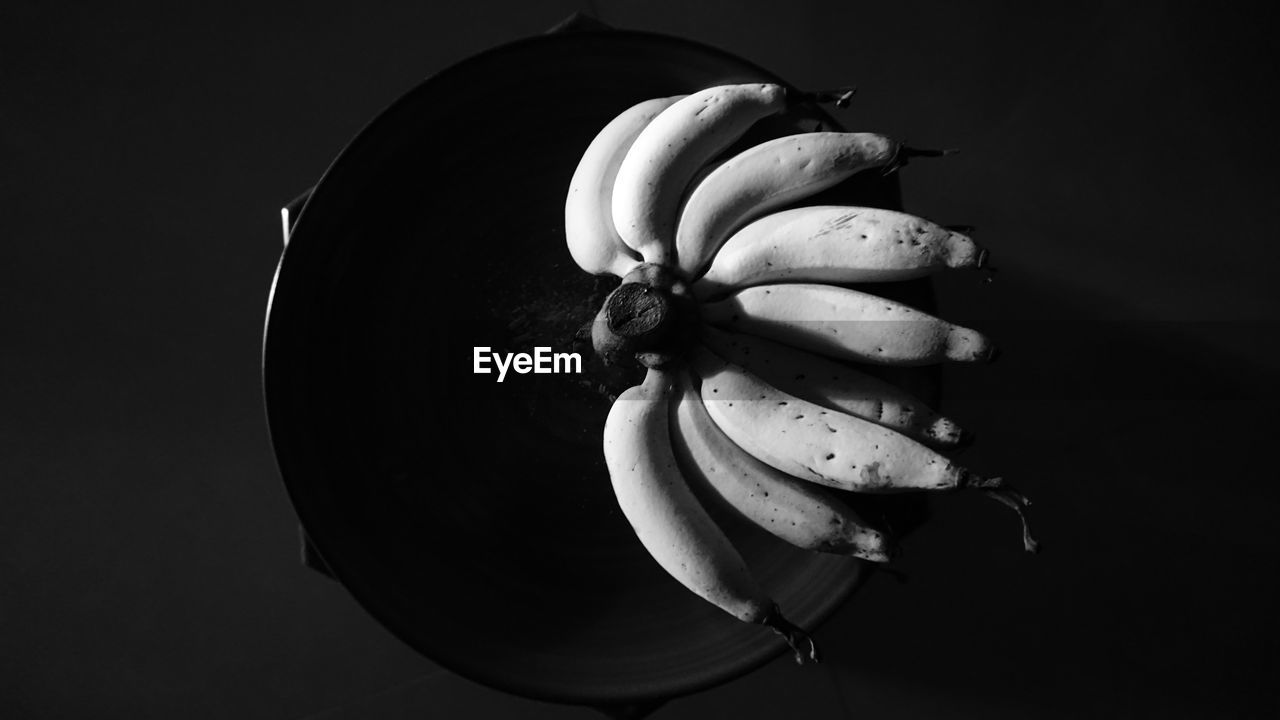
[700,283,996,366]
[693,206,987,298]
[565,95,685,277]
[669,369,892,561]
[604,367,819,661]
[700,326,966,446]
[693,345,1038,552]
[691,345,990,494]
[674,132,904,279]
[611,83,788,266]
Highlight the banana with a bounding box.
[691,346,987,493]
[604,368,819,662]
[700,326,967,446]
[692,346,1038,552]
[669,369,892,561]
[700,283,996,366]
[565,95,685,277]
[675,132,904,279]
[611,83,789,266]
[693,206,986,298]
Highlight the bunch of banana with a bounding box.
[566,83,1033,663]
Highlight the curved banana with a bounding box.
[690,346,990,493]
[701,326,966,446]
[565,95,685,277]
[604,368,819,660]
[675,132,903,279]
[700,283,996,366]
[693,206,986,298]
[669,370,892,561]
[611,83,789,266]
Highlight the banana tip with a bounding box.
[856,543,895,564]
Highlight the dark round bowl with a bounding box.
[263,28,935,709]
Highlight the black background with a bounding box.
[3,1,1278,718]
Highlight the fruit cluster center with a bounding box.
[590,263,698,369]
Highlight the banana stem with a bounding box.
[885,145,959,175]
[760,605,820,665]
[794,85,857,108]
[606,284,670,339]
[960,475,1038,553]
[979,483,1039,554]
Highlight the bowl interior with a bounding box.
[264,30,932,706]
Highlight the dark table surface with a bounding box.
[3,1,1278,718]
